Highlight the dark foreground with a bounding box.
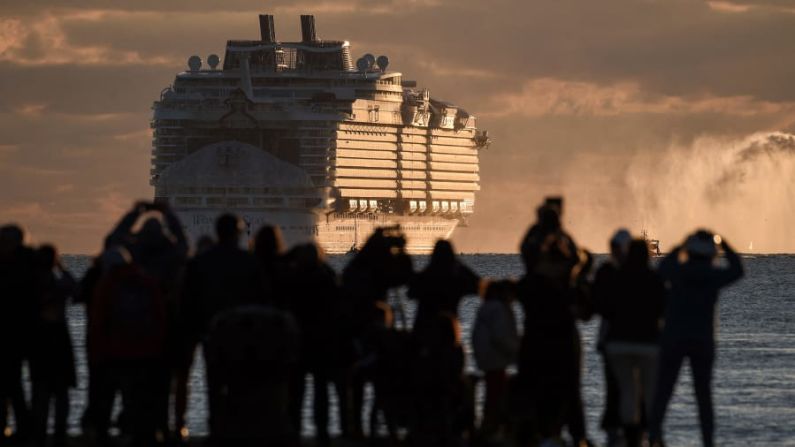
[4,202,791,447]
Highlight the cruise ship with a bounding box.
[151,14,490,253]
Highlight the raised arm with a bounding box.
[104,203,143,248]
[714,238,744,288]
[159,204,189,257]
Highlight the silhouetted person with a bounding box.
[89,242,169,446]
[103,202,188,441]
[77,249,121,442]
[516,205,592,446]
[173,236,215,440]
[181,213,267,439]
[284,243,342,446]
[601,239,666,447]
[28,245,76,447]
[471,280,519,440]
[592,229,631,446]
[407,240,479,441]
[0,224,35,441]
[183,214,265,338]
[105,202,188,292]
[520,197,572,269]
[649,230,744,447]
[365,299,415,443]
[411,312,466,447]
[203,305,299,446]
[75,249,142,442]
[408,240,480,327]
[340,227,413,439]
[253,225,288,308]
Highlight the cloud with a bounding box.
[1,0,440,16]
[0,144,19,156]
[708,0,795,13]
[0,64,170,115]
[54,184,75,194]
[14,103,48,117]
[2,0,795,253]
[0,14,172,66]
[484,78,795,118]
[0,195,137,253]
[708,1,754,12]
[3,202,46,221]
[113,129,151,142]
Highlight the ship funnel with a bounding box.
[300,15,317,42]
[259,14,276,43]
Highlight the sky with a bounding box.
[1,0,794,253]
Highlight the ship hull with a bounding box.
[175,207,457,254]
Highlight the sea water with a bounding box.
[59,254,795,446]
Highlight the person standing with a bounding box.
[252,225,289,309]
[407,240,480,328]
[601,239,666,447]
[516,204,592,446]
[29,245,77,447]
[0,225,36,441]
[102,202,189,442]
[591,229,632,446]
[284,243,342,446]
[407,240,480,444]
[181,214,271,441]
[89,245,167,446]
[649,230,744,447]
[471,280,519,440]
[340,227,413,440]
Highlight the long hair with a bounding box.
[254,225,284,264]
[427,240,456,273]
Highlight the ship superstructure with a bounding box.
[151,14,489,253]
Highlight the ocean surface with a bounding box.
[56,254,795,446]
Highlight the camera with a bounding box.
[379,225,407,255]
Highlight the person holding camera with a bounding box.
[516,201,594,447]
[649,230,744,447]
[340,227,413,439]
[102,201,189,442]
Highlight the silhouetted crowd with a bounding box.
[0,198,743,447]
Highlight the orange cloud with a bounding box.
[707,1,753,13]
[54,184,75,194]
[485,78,795,118]
[0,144,19,156]
[0,192,142,253]
[113,128,151,142]
[0,14,172,66]
[707,0,795,13]
[15,103,48,117]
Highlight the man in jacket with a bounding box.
[649,230,744,447]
